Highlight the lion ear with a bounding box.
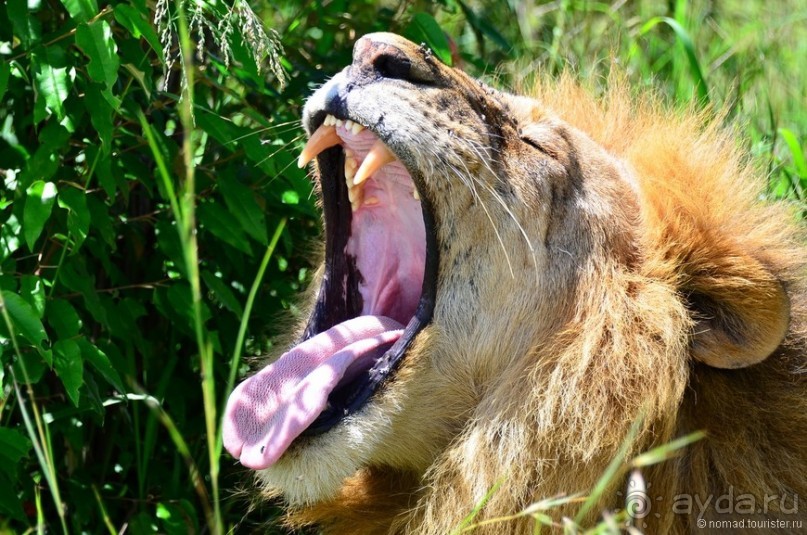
[686,253,790,369]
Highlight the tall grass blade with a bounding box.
[0,294,68,535]
[779,128,807,181]
[451,478,505,534]
[630,431,705,468]
[573,414,644,524]
[216,217,287,459]
[639,16,709,105]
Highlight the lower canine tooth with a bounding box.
[413,189,420,200]
[348,186,364,209]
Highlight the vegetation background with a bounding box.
[0,0,804,533]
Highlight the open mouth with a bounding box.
[222,112,438,470]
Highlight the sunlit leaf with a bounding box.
[78,337,125,393]
[23,180,57,250]
[0,214,21,261]
[59,0,98,22]
[57,187,91,250]
[19,275,46,318]
[6,0,42,48]
[404,13,452,66]
[76,20,120,90]
[779,128,807,180]
[282,190,299,205]
[114,4,164,61]
[84,84,114,154]
[1,291,47,349]
[34,63,71,122]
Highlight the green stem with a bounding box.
[215,217,287,460]
[174,2,222,532]
[0,293,68,535]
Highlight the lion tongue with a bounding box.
[222,315,404,469]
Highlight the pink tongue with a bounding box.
[223,315,404,469]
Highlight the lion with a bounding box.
[223,33,807,534]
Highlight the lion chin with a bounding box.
[223,33,807,534]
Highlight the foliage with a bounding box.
[0,0,803,533]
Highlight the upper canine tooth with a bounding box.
[350,122,364,135]
[353,139,396,185]
[413,188,420,200]
[344,120,354,131]
[298,124,340,168]
[324,115,334,126]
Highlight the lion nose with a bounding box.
[351,33,437,84]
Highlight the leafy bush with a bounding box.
[0,0,803,533]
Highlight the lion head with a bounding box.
[223,34,807,534]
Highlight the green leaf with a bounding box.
[0,214,21,262]
[197,202,252,255]
[7,0,42,48]
[93,149,116,198]
[23,180,57,250]
[86,194,115,246]
[34,63,71,123]
[53,339,84,406]
[11,350,49,383]
[156,500,198,535]
[1,291,47,349]
[114,4,164,62]
[0,61,10,102]
[218,179,268,244]
[0,473,26,521]
[59,0,98,22]
[778,128,807,180]
[165,283,211,329]
[0,427,33,481]
[20,123,71,187]
[404,13,452,66]
[201,271,243,318]
[77,337,125,393]
[456,1,512,53]
[84,84,114,154]
[57,187,91,250]
[122,63,151,100]
[639,17,709,105]
[282,190,300,205]
[76,20,120,90]
[47,299,82,338]
[59,257,106,325]
[20,275,46,318]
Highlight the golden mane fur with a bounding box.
[244,36,806,534]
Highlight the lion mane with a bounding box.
[224,34,806,534]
